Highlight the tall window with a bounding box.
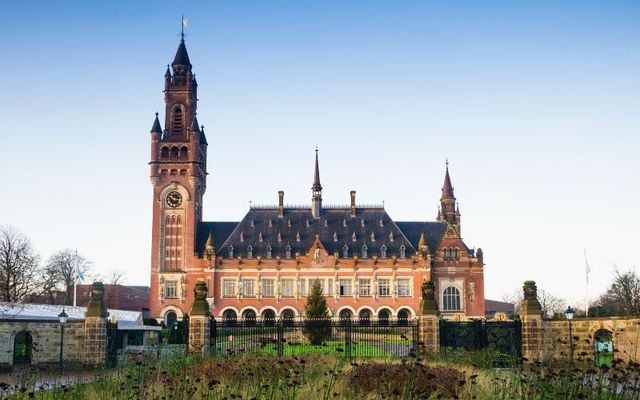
[298,279,307,297]
[281,279,294,297]
[326,279,334,296]
[339,279,352,296]
[397,278,411,296]
[358,279,371,296]
[164,281,178,298]
[399,245,406,259]
[443,286,461,311]
[247,246,253,259]
[285,245,292,259]
[380,245,387,259]
[378,279,391,297]
[172,107,184,135]
[266,246,272,259]
[361,245,368,258]
[261,279,274,297]
[164,214,183,270]
[241,279,255,297]
[228,246,234,258]
[342,245,349,258]
[222,279,235,297]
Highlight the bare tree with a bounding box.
[595,268,640,317]
[538,289,566,318]
[104,269,126,308]
[45,249,91,305]
[0,226,41,302]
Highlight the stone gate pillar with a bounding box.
[84,282,109,365]
[520,280,543,362]
[419,280,440,353]
[188,280,211,354]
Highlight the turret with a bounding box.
[311,148,322,219]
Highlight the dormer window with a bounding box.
[352,232,357,242]
[389,232,394,242]
[285,245,292,259]
[250,220,255,228]
[343,219,347,228]
[361,245,368,259]
[277,233,282,243]
[399,245,406,259]
[228,246,234,258]
[342,245,349,258]
[333,232,338,242]
[288,220,292,228]
[370,232,376,242]
[247,245,253,259]
[296,232,301,242]
[379,219,384,227]
[360,219,365,228]
[306,219,310,227]
[258,233,263,242]
[324,220,328,227]
[268,219,273,228]
[380,245,387,259]
[240,232,244,242]
[266,246,272,259]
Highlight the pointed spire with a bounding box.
[191,114,200,133]
[165,64,171,77]
[199,124,208,145]
[418,231,427,251]
[151,112,162,133]
[312,147,322,192]
[205,230,215,249]
[172,38,192,69]
[440,159,455,200]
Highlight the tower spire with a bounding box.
[311,147,322,219]
[438,160,459,227]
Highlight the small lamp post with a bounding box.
[565,306,575,369]
[58,308,68,373]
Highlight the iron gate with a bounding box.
[106,320,119,367]
[439,319,522,366]
[210,317,419,358]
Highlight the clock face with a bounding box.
[166,191,182,208]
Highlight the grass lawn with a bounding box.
[213,339,396,357]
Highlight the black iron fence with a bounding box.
[439,319,522,367]
[210,317,419,358]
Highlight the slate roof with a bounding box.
[196,207,457,259]
[172,39,192,68]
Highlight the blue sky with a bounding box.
[1,1,639,305]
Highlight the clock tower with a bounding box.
[149,35,208,318]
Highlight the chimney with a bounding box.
[350,191,356,218]
[278,191,284,218]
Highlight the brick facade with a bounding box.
[149,37,486,323]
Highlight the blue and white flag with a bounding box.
[585,251,591,284]
[75,251,85,282]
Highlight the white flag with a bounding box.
[585,254,591,284]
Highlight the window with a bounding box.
[361,245,368,258]
[339,279,352,296]
[378,279,391,297]
[298,279,307,297]
[380,245,387,259]
[281,279,294,297]
[241,279,255,297]
[443,286,461,311]
[261,279,275,297]
[285,245,292,259]
[266,246,272,259]
[397,278,411,296]
[172,107,184,135]
[399,245,406,259]
[222,279,235,297]
[228,246,234,258]
[342,245,349,258]
[326,279,334,296]
[164,281,178,299]
[358,279,371,296]
[247,245,253,259]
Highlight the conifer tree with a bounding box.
[304,279,331,344]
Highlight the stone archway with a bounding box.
[13,331,32,365]
[594,329,614,367]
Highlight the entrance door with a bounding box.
[13,331,32,365]
[594,329,613,367]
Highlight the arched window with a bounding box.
[161,147,169,159]
[380,245,387,259]
[242,309,257,326]
[222,309,237,327]
[262,309,276,326]
[281,309,295,327]
[358,309,371,325]
[361,245,368,259]
[228,246,234,258]
[399,245,406,259]
[285,245,292,259]
[397,308,410,326]
[13,331,33,365]
[454,248,459,260]
[339,309,353,320]
[179,146,188,160]
[342,245,349,258]
[266,246,272,259]
[247,245,253,259]
[165,311,178,328]
[172,107,184,135]
[378,309,390,326]
[171,146,179,160]
[443,286,461,311]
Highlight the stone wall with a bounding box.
[0,320,85,367]
[540,317,640,364]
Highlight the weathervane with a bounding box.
[181,15,189,41]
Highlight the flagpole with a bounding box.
[73,249,78,307]
[584,247,589,317]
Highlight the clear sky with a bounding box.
[1,1,639,305]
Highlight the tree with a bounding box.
[104,269,126,308]
[45,249,91,305]
[594,269,640,317]
[538,289,566,319]
[0,226,41,302]
[304,279,331,345]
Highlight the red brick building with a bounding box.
[40,285,150,314]
[149,37,485,324]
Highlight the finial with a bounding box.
[445,158,449,170]
[180,15,188,42]
[155,112,159,117]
